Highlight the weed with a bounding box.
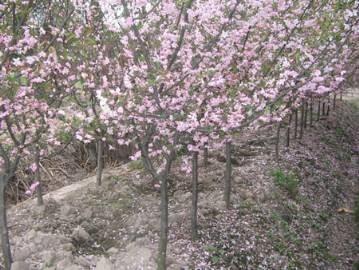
[335,126,345,138]
[324,159,332,170]
[297,195,311,207]
[319,211,330,223]
[308,240,337,262]
[310,219,321,230]
[271,169,299,198]
[268,212,302,266]
[308,211,330,230]
[238,199,255,215]
[205,245,226,265]
[128,159,144,170]
[205,243,249,267]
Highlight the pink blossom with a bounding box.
[25,181,39,196]
[29,163,38,173]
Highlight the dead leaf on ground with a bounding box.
[336,207,354,214]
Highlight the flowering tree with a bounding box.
[88,0,359,269]
[91,0,249,267]
[0,0,357,269]
[69,1,126,186]
[0,0,77,268]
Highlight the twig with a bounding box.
[40,162,54,179]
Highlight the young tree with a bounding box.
[93,1,358,268]
[0,0,78,268]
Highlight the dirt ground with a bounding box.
[1,91,359,270]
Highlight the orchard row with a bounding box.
[0,1,358,269]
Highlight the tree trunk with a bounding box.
[322,101,326,116]
[333,94,337,110]
[304,102,308,129]
[157,174,169,270]
[191,152,199,240]
[275,123,281,160]
[326,96,330,116]
[224,141,232,209]
[35,149,44,206]
[317,98,321,121]
[299,104,304,139]
[96,139,104,186]
[286,114,292,148]
[340,92,342,101]
[86,142,97,167]
[0,178,12,270]
[203,144,209,167]
[294,109,298,139]
[310,99,313,127]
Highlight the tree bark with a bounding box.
[275,123,281,161]
[322,101,326,116]
[310,98,313,127]
[304,102,308,129]
[86,142,97,167]
[299,104,305,139]
[96,139,104,186]
[203,144,209,167]
[294,109,298,139]
[191,151,199,240]
[317,98,321,121]
[333,94,337,110]
[326,96,330,116]
[224,141,232,209]
[35,149,44,206]
[286,114,292,148]
[157,173,169,270]
[0,178,12,270]
[139,137,174,270]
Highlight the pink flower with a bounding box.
[29,163,38,173]
[25,181,39,196]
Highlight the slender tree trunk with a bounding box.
[157,173,169,270]
[333,94,337,110]
[275,123,281,160]
[322,101,326,116]
[0,178,12,270]
[299,104,305,139]
[191,152,199,240]
[340,92,343,101]
[294,109,298,139]
[35,149,44,206]
[224,141,232,209]
[203,144,209,167]
[86,142,97,167]
[286,114,292,148]
[310,98,313,127]
[317,98,321,121]
[304,102,308,129]
[96,139,104,186]
[326,96,330,116]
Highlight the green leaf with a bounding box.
[20,76,28,85]
[74,80,84,90]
